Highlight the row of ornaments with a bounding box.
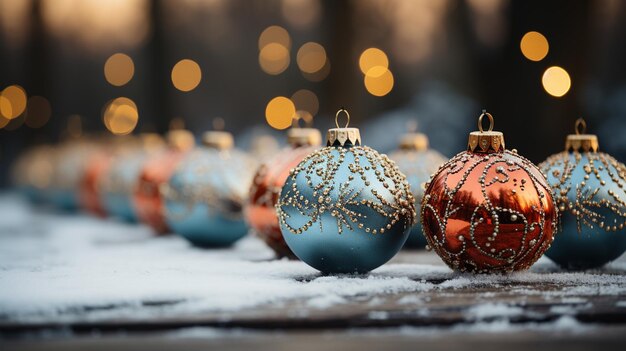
[13,109,626,274]
[12,118,440,251]
[269,110,626,273]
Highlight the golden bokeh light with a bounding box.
[281,0,321,30]
[0,85,27,119]
[542,66,571,98]
[359,48,389,74]
[520,31,549,62]
[265,96,295,130]
[259,43,290,75]
[104,53,135,86]
[258,25,291,51]
[302,59,330,82]
[25,96,52,128]
[103,97,139,135]
[291,89,319,117]
[171,59,202,92]
[296,42,326,74]
[0,95,11,120]
[41,0,150,53]
[364,66,394,97]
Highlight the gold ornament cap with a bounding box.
[326,109,361,147]
[565,118,599,152]
[140,133,164,149]
[202,131,234,150]
[399,133,429,151]
[137,133,165,154]
[166,129,195,152]
[467,110,505,153]
[287,127,322,147]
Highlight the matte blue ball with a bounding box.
[540,151,626,269]
[390,148,447,248]
[164,146,256,247]
[277,145,416,274]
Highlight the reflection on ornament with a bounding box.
[390,126,447,248]
[164,131,257,247]
[421,111,557,273]
[133,130,194,234]
[246,127,322,258]
[277,109,416,274]
[540,119,626,269]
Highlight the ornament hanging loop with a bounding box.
[292,114,303,129]
[335,108,350,128]
[478,110,494,133]
[575,118,586,135]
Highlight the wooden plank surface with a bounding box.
[1,196,626,349]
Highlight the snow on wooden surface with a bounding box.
[0,194,625,336]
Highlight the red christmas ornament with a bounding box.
[246,128,322,258]
[133,130,195,234]
[421,111,557,273]
[79,150,112,217]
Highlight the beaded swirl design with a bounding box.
[164,148,255,221]
[277,146,416,236]
[421,150,557,273]
[540,151,626,233]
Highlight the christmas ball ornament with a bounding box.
[100,134,165,222]
[164,131,257,247]
[390,128,448,248]
[540,119,626,269]
[133,130,195,234]
[246,127,322,258]
[80,146,115,217]
[421,111,557,273]
[12,145,55,204]
[49,139,99,211]
[277,109,416,274]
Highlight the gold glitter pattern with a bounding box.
[163,148,256,221]
[539,151,626,233]
[421,150,558,273]
[277,146,416,236]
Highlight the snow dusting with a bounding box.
[0,194,625,329]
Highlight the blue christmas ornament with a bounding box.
[390,129,447,248]
[100,134,165,222]
[12,145,55,204]
[277,109,416,274]
[540,119,626,269]
[164,131,257,247]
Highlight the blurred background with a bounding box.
[1,0,626,188]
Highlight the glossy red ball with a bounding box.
[79,152,112,217]
[421,149,557,273]
[245,146,317,258]
[133,150,186,234]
